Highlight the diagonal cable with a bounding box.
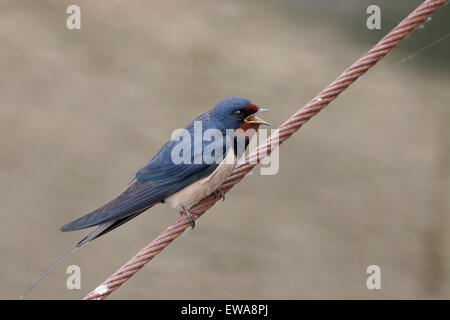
[84,0,448,300]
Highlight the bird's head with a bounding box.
[211,96,270,133]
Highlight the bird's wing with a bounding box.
[60,126,226,232]
[60,164,217,232]
[60,179,165,231]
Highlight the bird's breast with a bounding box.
[165,149,236,210]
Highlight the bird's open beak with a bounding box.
[244,108,271,126]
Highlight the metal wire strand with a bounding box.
[83,0,448,300]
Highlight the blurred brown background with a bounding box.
[1,0,449,299]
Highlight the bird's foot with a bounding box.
[181,205,196,229]
[214,188,225,201]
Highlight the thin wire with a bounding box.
[355,31,450,88]
[83,0,448,300]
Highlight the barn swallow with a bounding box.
[24,96,270,295]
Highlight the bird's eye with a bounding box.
[233,110,243,117]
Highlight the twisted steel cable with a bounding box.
[84,0,448,300]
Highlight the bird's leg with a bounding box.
[181,205,195,229]
[214,188,225,201]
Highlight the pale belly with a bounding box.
[165,149,236,210]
